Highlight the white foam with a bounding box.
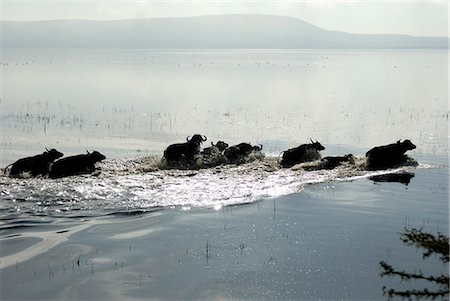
[0,156,424,216]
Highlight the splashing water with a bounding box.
[0,155,422,219]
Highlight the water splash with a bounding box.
[0,156,422,218]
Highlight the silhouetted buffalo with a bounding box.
[366,140,416,169]
[320,154,355,170]
[280,139,325,168]
[201,141,229,156]
[198,141,229,167]
[6,148,63,177]
[224,143,263,165]
[49,151,106,178]
[163,134,207,168]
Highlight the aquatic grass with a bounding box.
[238,242,246,255]
[205,239,211,265]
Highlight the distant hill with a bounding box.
[1,14,448,49]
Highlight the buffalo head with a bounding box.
[187,134,207,144]
[45,148,64,160]
[212,141,229,152]
[252,144,263,151]
[310,139,325,151]
[87,150,106,162]
[398,139,416,151]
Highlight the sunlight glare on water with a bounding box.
[0,155,423,217]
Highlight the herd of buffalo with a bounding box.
[3,134,417,179]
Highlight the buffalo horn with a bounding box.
[186,136,191,142]
[86,150,91,155]
[310,138,314,144]
[211,142,216,146]
[258,144,263,150]
[202,135,207,141]
[45,147,50,152]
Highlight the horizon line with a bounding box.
[1,13,449,39]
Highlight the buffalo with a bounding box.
[163,134,207,168]
[49,151,106,178]
[6,148,63,177]
[366,139,416,169]
[319,154,355,170]
[280,139,325,168]
[201,141,229,156]
[199,141,229,167]
[223,143,263,165]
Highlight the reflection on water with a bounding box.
[370,171,415,185]
[380,227,449,300]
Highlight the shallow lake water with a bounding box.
[0,49,448,300]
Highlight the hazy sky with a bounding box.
[1,0,448,37]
